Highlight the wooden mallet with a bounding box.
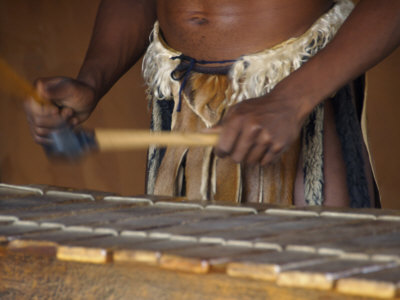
[0,57,219,159]
[46,127,218,159]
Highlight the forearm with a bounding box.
[77,0,156,101]
[275,0,400,119]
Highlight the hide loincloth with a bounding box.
[142,0,372,207]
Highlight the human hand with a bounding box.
[24,77,97,145]
[213,92,306,166]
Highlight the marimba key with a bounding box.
[145,206,248,221]
[103,195,153,205]
[146,213,283,237]
[1,192,95,205]
[88,206,233,233]
[44,187,114,201]
[336,267,400,299]
[0,198,53,212]
[319,231,400,261]
[319,207,400,221]
[145,207,254,228]
[134,194,188,203]
[0,191,98,214]
[192,216,315,245]
[95,214,205,233]
[266,206,400,220]
[36,204,191,227]
[265,208,320,217]
[113,236,205,265]
[0,183,42,198]
[0,221,56,242]
[199,215,359,244]
[36,203,206,233]
[159,243,268,274]
[204,204,259,214]
[177,206,256,218]
[277,258,398,290]
[256,219,400,254]
[0,201,142,221]
[45,190,95,201]
[57,234,157,264]
[28,183,118,200]
[226,251,337,281]
[152,198,278,212]
[0,219,13,226]
[8,226,112,257]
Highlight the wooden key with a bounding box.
[256,219,399,254]
[0,184,43,198]
[1,193,95,206]
[266,206,400,220]
[0,201,139,221]
[8,227,111,257]
[42,185,115,200]
[57,234,154,264]
[199,215,355,244]
[0,222,57,241]
[277,258,398,291]
[113,237,202,265]
[147,213,280,237]
[61,206,201,233]
[320,207,400,221]
[319,231,400,261]
[227,251,336,281]
[159,244,267,274]
[0,192,98,215]
[95,215,200,233]
[336,267,400,299]
[37,204,175,228]
[0,198,54,212]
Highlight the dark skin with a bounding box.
[24,0,400,206]
[157,0,332,60]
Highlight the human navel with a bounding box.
[188,13,210,25]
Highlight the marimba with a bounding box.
[0,183,399,300]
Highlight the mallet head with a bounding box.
[43,127,97,159]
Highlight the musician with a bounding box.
[24,0,400,207]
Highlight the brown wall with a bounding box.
[0,0,149,196]
[366,48,400,209]
[0,1,399,207]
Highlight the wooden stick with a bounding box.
[95,129,219,150]
[0,58,219,151]
[0,57,47,105]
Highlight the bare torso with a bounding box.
[156,0,373,207]
[157,0,333,60]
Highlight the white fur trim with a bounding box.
[142,0,354,106]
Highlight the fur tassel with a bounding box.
[303,103,325,205]
[142,24,181,102]
[200,146,214,200]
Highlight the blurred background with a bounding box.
[0,1,399,208]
